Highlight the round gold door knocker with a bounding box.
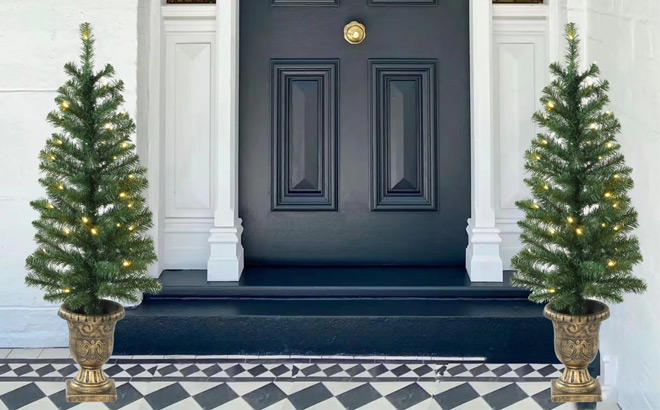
[344,21,366,45]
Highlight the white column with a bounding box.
[466,0,503,282]
[208,0,244,281]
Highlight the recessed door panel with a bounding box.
[370,60,436,211]
[271,60,338,211]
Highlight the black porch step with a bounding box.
[115,297,556,363]
[115,267,560,364]
[153,267,530,299]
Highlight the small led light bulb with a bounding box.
[607,142,614,148]
[576,227,583,235]
[82,217,89,223]
[546,101,555,109]
[608,261,616,267]
[567,217,574,223]
[122,261,131,267]
[90,227,98,235]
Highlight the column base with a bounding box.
[466,219,503,282]
[207,220,244,282]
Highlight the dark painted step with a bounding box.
[115,267,568,365]
[153,267,530,298]
[115,297,558,363]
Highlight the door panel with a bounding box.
[271,60,338,211]
[239,0,470,266]
[370,60,436,211]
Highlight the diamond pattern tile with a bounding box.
[434,382,480,409]
[241,382,287,410]
[0,382,46,409]
[193,383,239,409]
[337,383,383,410]
[144,382,190,409]
[385,382,431,409]
[0,354,575,410]
[482,382,529,410]
[288,382,333,409]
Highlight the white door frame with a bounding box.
[204,0,503,282]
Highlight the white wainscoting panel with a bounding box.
[162,6,217,269]
[165,38,214,217]
[492,5,550,269]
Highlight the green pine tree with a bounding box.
[511,23,646,315]
[25,23,161,315]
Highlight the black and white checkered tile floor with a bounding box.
[0,349,614,409]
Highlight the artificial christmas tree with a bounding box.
[25,23,160,402]
[511,23,646,402]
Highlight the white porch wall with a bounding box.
[0,0,139,347]
[575,1,660,408]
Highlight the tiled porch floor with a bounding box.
[0,349,617,410]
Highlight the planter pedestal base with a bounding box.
[551,378,602,402]
[66,379,117,402]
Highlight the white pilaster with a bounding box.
[466,0,503,282]
[208,0,243,281]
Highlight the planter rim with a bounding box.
[543,299,610,323]
[58,299,125,323]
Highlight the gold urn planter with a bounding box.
[543,300,610,402]
[58,300,125,402]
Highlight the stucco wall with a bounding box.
[578,1,660,409]
[0,0,139,347]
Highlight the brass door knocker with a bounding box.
[344,21,366,45]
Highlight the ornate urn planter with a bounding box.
[543,300,610,402]
[58,300,125,402]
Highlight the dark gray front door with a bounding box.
[239,0,470,266]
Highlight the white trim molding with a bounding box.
[491,2,551,271]
[466,0,503,282]
[208,0,244,281]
